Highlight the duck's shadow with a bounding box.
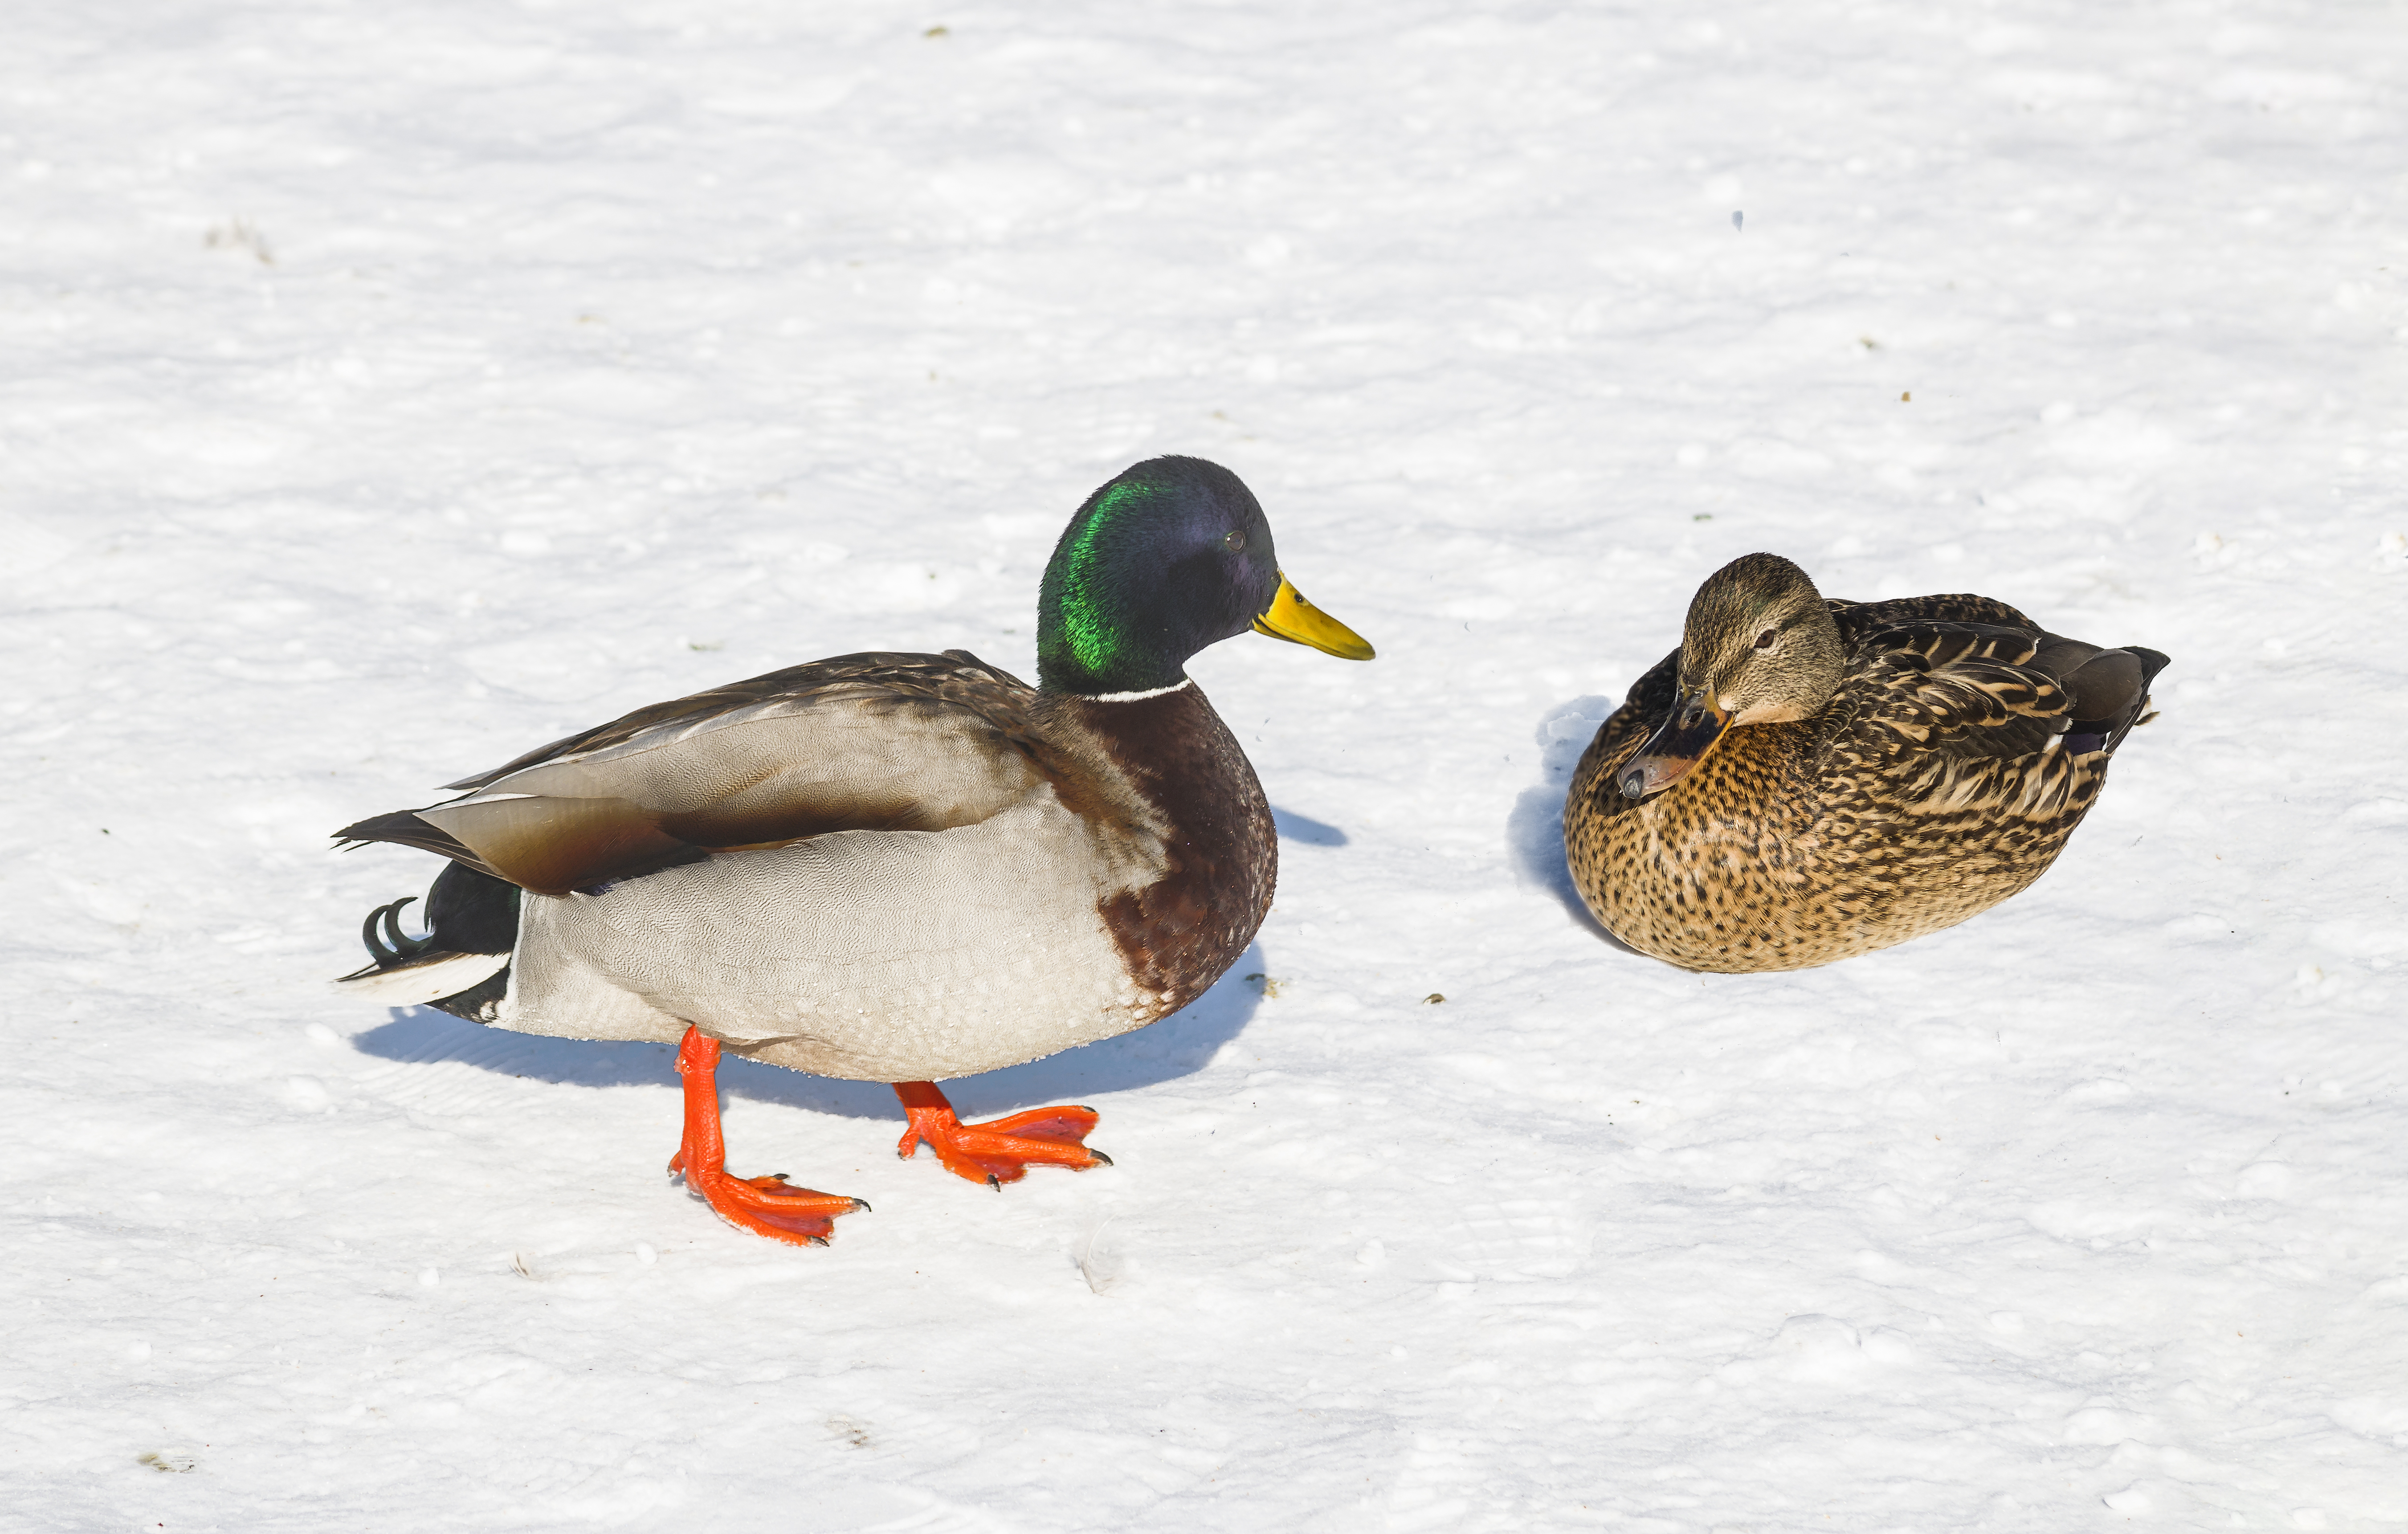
[1270,806,1346,846]
[1509,694,1630,947]
[351,942,1270,1121]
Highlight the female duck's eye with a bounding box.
[1223,529,1246,552]
[1753,628,1778,650]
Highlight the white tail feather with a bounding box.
[335,951,509,1006]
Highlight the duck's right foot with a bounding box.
[891,1080,1111,1187]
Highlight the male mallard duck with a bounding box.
[335,457,1373,1245]
[1564,553,2166,973]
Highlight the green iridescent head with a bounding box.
[1037,457,1285,696]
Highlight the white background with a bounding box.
[3,1,2404,1529]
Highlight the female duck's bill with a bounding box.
[1620,686,1727,798]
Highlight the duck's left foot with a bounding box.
[892,1081,1111,1187]
[669,1155,866,1245]
[670,1026,868,1247]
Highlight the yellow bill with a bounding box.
[1252,573,1375,660]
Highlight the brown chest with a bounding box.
[1057,687,1277,1016]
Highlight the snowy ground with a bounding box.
[4,1,2406,1529]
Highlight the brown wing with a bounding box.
[335,650,1053,896]
[441,649,1033,788]
[1844,617,2162,764]
[1844,622,2073,763]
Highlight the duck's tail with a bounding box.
[2035,640,2171,757]
[335,861,521,1022]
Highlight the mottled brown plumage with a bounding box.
[1565,554,2168,973]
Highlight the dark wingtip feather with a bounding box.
[331,809,486,871]
[2078,646,2172,757]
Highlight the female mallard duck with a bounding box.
[1565,553,2167,974]
[335,457,1373,1246]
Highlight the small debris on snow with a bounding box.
[203,219,272,263]
[1077,1217,1123,1295]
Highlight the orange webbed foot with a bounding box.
[671,1156,866,1245]
[670,1027,868,1247]
[893,1081,1112,1187]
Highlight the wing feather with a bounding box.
[347,651,1052,895]
[332,809,494,874]
[1849,622,2070,764]
[441,649,1033,789]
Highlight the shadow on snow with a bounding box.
[1269,804,1346,846]
[1509,694,1629,947]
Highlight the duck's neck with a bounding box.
[1035,622,1188,697]
[1035,534,1193,695]
[1048,681,1236,785]
[1045,683,1261,829]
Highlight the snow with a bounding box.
[4,0,2404,1528]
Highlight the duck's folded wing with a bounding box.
[1850,622,2073,762]
[337,651,1051,896]
[1852,620,2165,766]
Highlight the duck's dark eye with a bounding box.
[1753,627,1778,650]
[1223,529,1246,552]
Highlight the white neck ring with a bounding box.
[1082,678,1194,704]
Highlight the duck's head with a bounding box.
[1037,456,1374,697]
[1619,552,1845,799]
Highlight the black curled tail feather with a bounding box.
[341,862,522,1023]
[361,897,436,967]
[351,862,519,969]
